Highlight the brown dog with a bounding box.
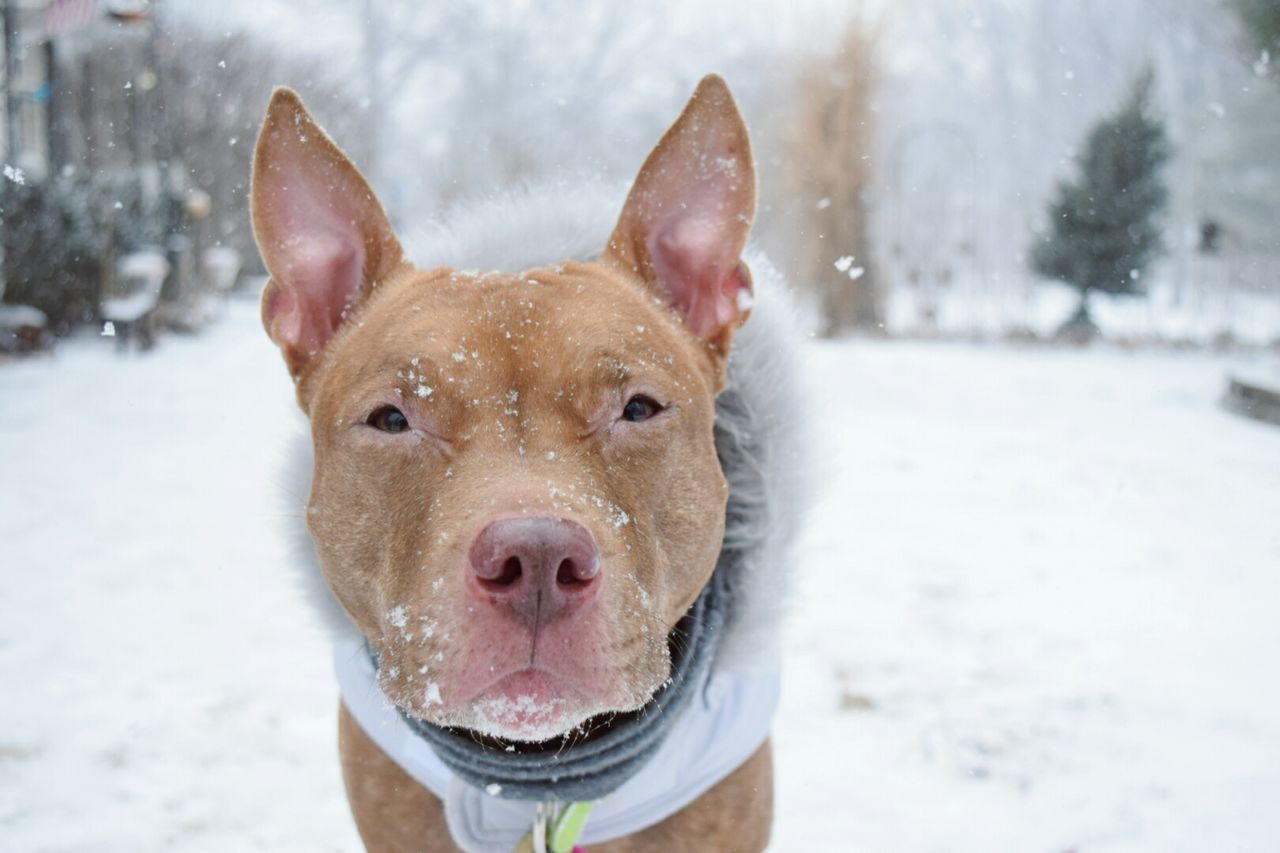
[253,76,776,851]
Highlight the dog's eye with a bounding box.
[367,406,410,433]
[621,395,663,423]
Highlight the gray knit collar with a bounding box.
[380,558,729,803]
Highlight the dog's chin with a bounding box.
[455,669,590,742]
[412,668,651,743]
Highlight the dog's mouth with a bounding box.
[472,615,703,744]
[465,668,597,742]
[374,567,720,748]
[373,642,659,743]
[377,620,683,745]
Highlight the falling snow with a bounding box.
[1,289,1278,852]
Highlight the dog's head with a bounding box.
[251,76,756,741]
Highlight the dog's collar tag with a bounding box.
[516,800,595,853]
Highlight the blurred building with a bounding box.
[1,0,100,182]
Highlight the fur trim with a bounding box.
[283,179,809,672]
[281,426,356,639]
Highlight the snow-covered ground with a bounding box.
[2,299,1278,852]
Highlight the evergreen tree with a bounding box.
[1031,70,1171,337]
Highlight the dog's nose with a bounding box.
[468,517,600,626]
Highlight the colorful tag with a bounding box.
[549,800,598,853]
[517,800,598,853]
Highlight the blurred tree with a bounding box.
[1,16,368,336]
[785,18,881,336]
[1232,0,1280,62]
[314,0,790,224]
[1030,70,1171,339]
[51,19,368,280]
[149,26,370,276]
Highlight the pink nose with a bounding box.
[468,517,600,626]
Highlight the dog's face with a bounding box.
[251,77,756,741]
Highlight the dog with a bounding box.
[252,75,805,852]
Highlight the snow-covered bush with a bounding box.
[1,174,168,334]
[1,179,104,333]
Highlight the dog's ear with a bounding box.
[251,87,405,380]
[602,74,756,357]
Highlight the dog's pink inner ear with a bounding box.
[604,75,756,352]
[260,202,367,359]
[648,205,753,341]
[251,88,402,377]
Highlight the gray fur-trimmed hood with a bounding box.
[284,179,809,675]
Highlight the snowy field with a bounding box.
[2,298,1279,852]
